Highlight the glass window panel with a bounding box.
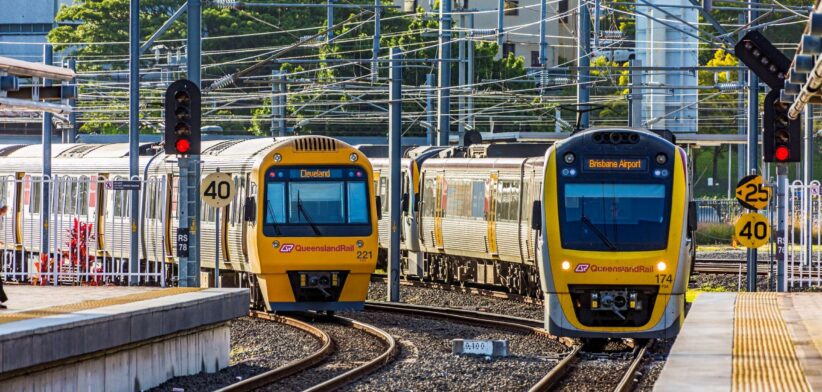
[265,182,286,224]
[289,182,344,224]
[347,182,368,223]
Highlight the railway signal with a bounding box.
[734,30,790,90]
[164,79,201,155]
[763,89,801,163]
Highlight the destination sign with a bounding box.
[583,158,647,171]
[267,167,365,180]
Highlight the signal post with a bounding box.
[165,79,202,287]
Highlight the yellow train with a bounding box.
[540,128,695,339]
[0,136,379,312]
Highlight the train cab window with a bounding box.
[347,182,368,224]
[262,166,372,237]
[560,183,669,251]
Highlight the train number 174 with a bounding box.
[656,274,673,285]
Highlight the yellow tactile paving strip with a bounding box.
[0,287,202,325]
[732,292,811,392]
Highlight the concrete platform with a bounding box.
[0,285,248,391]
[654,292,822,392]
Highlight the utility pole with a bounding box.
[746,4,759,293]
[497,0,505,58]
[804,105,814,267]
[327,0,334,42]
[737,13,746,181]
[371,0,380,84]
[467,13,474,131]
[628,58,642,127]
[271,70,287,137]
[388,47,402,302]
[577,1,591,129]
[67,58,77,144]
[128,1,140,286]
[776,163,787,291]
[436,0,451,146]
[180,0,202,288]
[457,13,466,140]
[41,44,53,282]
[426,73,435,145]
[539,0,547,66]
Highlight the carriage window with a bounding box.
[29,177,41,214]
[0,180,6,207]
[496,180,520,222]
[347,182,368,224]
[421,176,436,217]
[471,181,485,218]
[379,176,389,214]
[113,190,130,218]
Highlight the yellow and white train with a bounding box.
[0,136,379,312]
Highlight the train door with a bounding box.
[95,173,109,253]
[433,173,445,250]
[486,172,499,257]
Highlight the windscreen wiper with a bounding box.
[296,192,322,235]
[581,215,617,251]
[265,203,282,235]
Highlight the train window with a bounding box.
[379,176,389,214]
[265,182,286,224]
[347,182,368,224]
[289,182,345,224]
[561,183,669,251]
[496,180,520,222]
[445,179,473,218]
[421,176,436,217]
[113,189,130,218]
[29,177,41,214]
[0,181,6,207]
[471,181,484,218]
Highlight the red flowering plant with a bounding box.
[64,218,101,285]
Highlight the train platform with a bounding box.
[0,284,248,391]
[654,292,822,392]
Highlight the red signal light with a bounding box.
[774,145,790,161]
[175,138,191,154]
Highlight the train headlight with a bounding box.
[561,260,571,270]
[357,240,364,248]
[655,153,668,165]
[273,153,282,163]
[272,240,280,249]
[657,261,667,271]
[349,153,359,162]
[563,152,575,164]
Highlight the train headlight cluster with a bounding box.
[272,240,280,249]
[561,260,571,270]
[652,169,669,178]
[563,152,575,164]
[349,153,359,162]
[655,153,667,165]
[357,240,364,248]
[657,261,667,271]
[273,153,282,162]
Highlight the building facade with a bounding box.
[0,0,73,62]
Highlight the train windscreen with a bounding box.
[560,183,669,251]
[263,166,371,237]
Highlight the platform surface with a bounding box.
[654,292,822,392]
[0,285,248,375]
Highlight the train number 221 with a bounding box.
[356,250,373,260]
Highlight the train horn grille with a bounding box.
[294,137,337,152]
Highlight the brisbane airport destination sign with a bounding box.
[584,158,647,171]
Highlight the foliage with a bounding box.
[695,223,734,245]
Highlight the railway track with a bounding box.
[527,339,654,392]
[218,310,397,392]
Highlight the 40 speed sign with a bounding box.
[201,172,236,208]
[734,213,770,249]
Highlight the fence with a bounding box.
[0,175,169,286]
[785,179,822,288]
[693,198,742,226]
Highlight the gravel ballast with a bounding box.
[341,309,567,392]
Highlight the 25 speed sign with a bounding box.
[201,172,236,208]
[734,213,770,249]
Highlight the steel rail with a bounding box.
[302,315,398,392]
[215,311,334,392]
[614,340,654,392]
[528,344,584,392]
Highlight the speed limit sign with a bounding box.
[734,213,770,249]
[201,172,236,208]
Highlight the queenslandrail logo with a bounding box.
[280,243,355,253]
[574,264,653,273]
[300,169,331,178]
